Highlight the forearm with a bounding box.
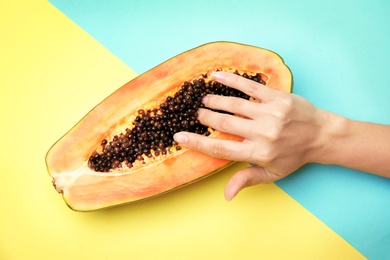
[312,110,390,178]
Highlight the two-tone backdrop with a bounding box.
[1,1,389,259]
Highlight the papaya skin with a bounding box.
[46,41,292,211]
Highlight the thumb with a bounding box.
[224,165,277,201]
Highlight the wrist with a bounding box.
[308,109,350,165]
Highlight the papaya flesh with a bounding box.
[46,42,292,211]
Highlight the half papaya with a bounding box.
[46,42,292,211]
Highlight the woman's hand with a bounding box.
[174,71,328,200]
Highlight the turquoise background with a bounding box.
[49,0,390,258]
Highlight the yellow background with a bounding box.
[1,1,364,259]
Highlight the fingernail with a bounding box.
[225,193,233,201]
[202,95,209,105]
[173,133,187,144]
[211,71,225,81]
[225,189,235,201]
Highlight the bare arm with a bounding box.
[314,112,390,178]
[173,71,390,200]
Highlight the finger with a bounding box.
[211,71,276,102]
[173,132,252,162]
[202,94,260,119]
[197,108,256,138]
[224,165,278,201]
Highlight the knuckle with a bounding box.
[243,176,254,188]
[265,124,282,142]
[282,95,294,111]
[269,96,293,126]
[245,81,259,96]
[254,146,276,164]
[272,110,288,121]
[217,115,231,132]
[211,142,229,158]
[229,73,240,87]
[191,136,204,151]
[275,96,294,117]
[229,97,245,111]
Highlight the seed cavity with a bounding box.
[88,69,266,172]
